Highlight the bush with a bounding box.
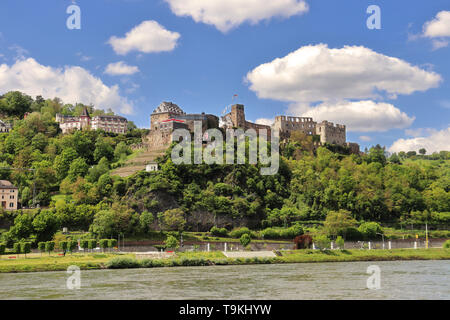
[210,226,228,237]
[99,239,109,251]
[68,240,78,253]
[341,227,362,240]
[20,242,31,256]
[80,240,89,250]
[313,234,331,250]
[165,235,179,249]
[59,241,68,252]
[38,242,46,253]
[106,257,140,269]
[240,234,251,248]
[358,222,383,240]
[261,225,304,239]
[0,243,5,255]
[45,241,55,254]
[88,239,97,250]
[13,243,21,254]
[230,227,255,239]
[443,240,450,249]
[109,239,118,248]
[335,236,345,249]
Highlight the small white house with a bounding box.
[146,162,159,172]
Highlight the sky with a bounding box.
[0,0,449,153]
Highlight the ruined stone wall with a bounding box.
[316,121,346,145]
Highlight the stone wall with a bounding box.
[316,121,346,145]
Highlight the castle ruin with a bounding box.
[143,102,359,154]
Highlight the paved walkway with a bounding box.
[222,251,277,258]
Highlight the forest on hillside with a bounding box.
[0,91,448,245]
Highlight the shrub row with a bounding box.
[106,256,280,270]
[260,225,304,239]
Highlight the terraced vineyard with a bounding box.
[111,148,166,177]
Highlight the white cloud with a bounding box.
[389,127,450,154]
[359,136,372,142]
[423,11,450,38]
[105,61,139,76]
[246,44,442,103]
[108,20,180,55]
[255,118,275,126]
[422,11,450,50]
[439,100,450,109]
[164,0,308,33]
[0,58,134,115]
[289,100,415,132]
[431,39,449,50]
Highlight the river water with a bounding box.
[0,260,448,300]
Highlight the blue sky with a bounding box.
[0,0,449,153]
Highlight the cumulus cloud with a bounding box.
[389,127,450,154]
[359,136,372,142]
[255,118,275,126]
[0,58,134,114]
[246,44,442,103]
[108,20,180,55]
[289,100,415,132]
[164,0,308,33]
[423,11,450,38]
[105,61,139,76]
[422,11,450,49]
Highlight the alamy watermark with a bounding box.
[171,121,280,175]
[66,2,81,30]
[67,265,81,290]
[366,265,381,290]
[366,5,381,30]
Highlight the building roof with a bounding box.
[153,102,185,115]
[0,180,18,189]
[81,107,90,117]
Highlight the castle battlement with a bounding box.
[144,102,357,153]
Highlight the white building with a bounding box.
[56,107,128,134]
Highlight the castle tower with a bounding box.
[79,107,91,130]
[230,104,246,128]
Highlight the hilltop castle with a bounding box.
[144,102,359,154]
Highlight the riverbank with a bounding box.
[1,248,449,273]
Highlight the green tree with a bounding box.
[59,241,68,253]
[7,213,34,241]
[240,233,251,248]
[165,235,179,250]
[32,210,60,242]
[313,234,331,250]
[13,242,21,255]
[335,236,345,250]
[0,243,6,255]
[67,158,89,181]
[158,208,186,232]
[45,241,55,255]
[53,148,78,180]
[419,148,426,155]
[358,222,383,240]
[139,211,154,233]
[99,239,109,252]
[323,210,357,239]
[68,240,78,253]
[38,242,46,255]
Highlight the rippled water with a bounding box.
[0,260,449,300]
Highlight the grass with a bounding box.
[0,253,134,273]
[3,248,448,273]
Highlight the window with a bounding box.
[10,195,14,199]
[9,203,14,208]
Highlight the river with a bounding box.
[0,260,448,299]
